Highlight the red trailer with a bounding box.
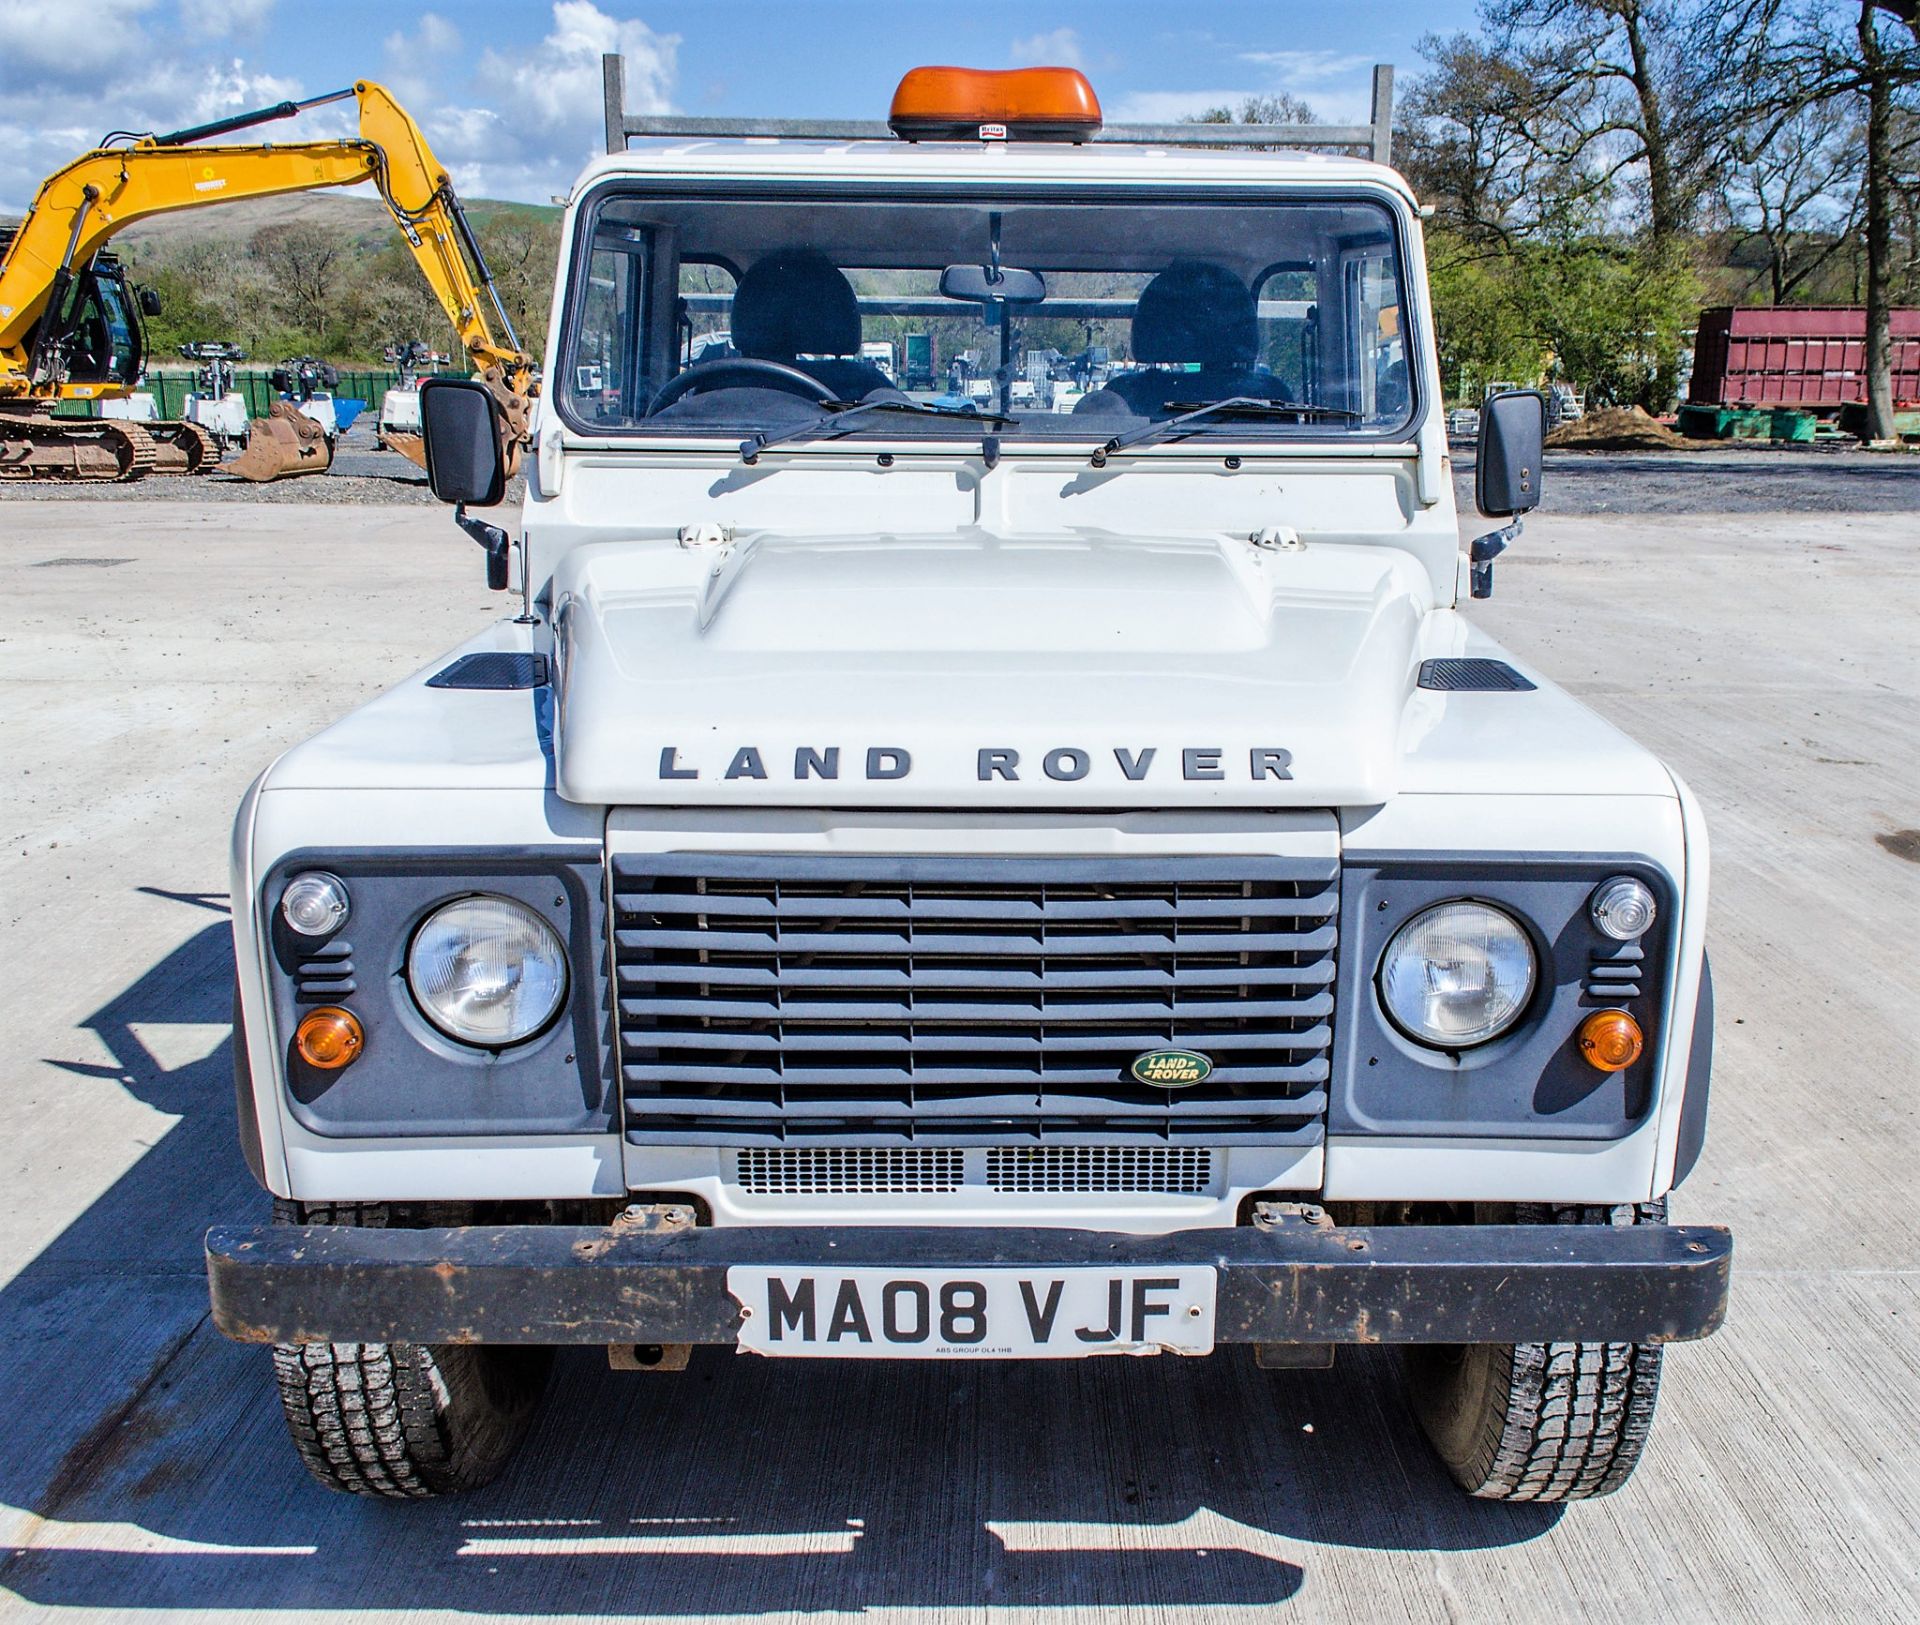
[1689,306,1920,409]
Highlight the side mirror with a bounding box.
[420,377,507,506]
[1476,389,1547,518]
[136,287,163,317]
[940,263,1046,306]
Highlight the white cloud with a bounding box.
[178,0,276,41]
[1112,48,1379,130]
[407,1,679,202]
[0,47,313,213]
[381,12,464,106]
[0,0,160,87]
[476,0,676,126]
[1010,28,1084,69]
[1238,49,1372,86]
[387,11,461,59]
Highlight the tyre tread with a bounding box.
[1411,1200,1668,1502]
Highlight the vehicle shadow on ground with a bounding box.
[0,900,1560,1616]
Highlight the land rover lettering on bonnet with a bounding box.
[206,58,1729,1507]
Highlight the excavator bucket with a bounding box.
[222,401,332,481]
[382,430,427,470]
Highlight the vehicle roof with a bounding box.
[570,139,1420,206]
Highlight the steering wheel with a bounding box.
[649,357,837,414]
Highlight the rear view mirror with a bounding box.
[940,264,1046,305]
[421,377,507,507]
[1476,390,1547,518]
[137,287,163,317]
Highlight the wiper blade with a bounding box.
[741,398,1019,463]
[1090,396,1362,466]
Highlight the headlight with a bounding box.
[1378,901,1536,1048]
[407,896,567,1047]
[281,871,350,936]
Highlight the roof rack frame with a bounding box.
[601,56,1394,166]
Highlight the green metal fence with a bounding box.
[60,366,469,420]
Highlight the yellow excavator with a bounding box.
[0,81,533,482]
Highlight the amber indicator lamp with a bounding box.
[1577,1009,1644,1072]
[889,67,1103,142]
[294,1007,365,1070]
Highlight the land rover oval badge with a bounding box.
[1131,1049,1213,1088]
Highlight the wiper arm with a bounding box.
[1089,396,1362,466]
[740,399,1019,464]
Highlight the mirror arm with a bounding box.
[1468,518,1523,600]
[454,503,513,591]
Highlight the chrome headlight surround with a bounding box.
[1376,899,1539,1050]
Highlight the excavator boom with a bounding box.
[0,80,534,482]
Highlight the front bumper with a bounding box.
[206,1213,1732,1347]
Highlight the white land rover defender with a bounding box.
[208,62,1729,1503]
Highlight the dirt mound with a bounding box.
[1547,405,1696,451]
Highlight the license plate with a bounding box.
[728,1266,1217,1359]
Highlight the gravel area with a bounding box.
[1456,440,1920,515]
[8,421,1916,514]
[0,423,519,505]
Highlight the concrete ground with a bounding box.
[2,493,1918,1623]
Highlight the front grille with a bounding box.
[986,1146,1213,1194]
[610,853,1338,1147]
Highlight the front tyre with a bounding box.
[269,1200,552,1498]
[1406,1202,1667,1502]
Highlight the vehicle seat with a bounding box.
[1086,261,1285,417]
[730,248,893,400]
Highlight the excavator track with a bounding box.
[0,413,158,482]
[147,418,220,475]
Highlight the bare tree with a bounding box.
[1190,93,1319,126]
[1397,31,1558,247]
[1482,0,1724,245]
[249,224,345,340]
[1719,98,1863,302]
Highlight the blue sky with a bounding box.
[0,0,1482,209]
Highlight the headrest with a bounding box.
[732,248,862,360]
[1130,261,1257,367]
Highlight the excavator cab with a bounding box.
[0,231,149,393]
[43,253,148,388]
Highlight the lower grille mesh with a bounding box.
[612,852,1338,1147]
[986,1146,1213,1194]
[730,1146,1217,1196]
[737,1147,964,1194]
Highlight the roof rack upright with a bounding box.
[600,55,1395,166]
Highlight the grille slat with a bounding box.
[615,925,1338,958]
[611,852,1337,1148]
[618,961,1336,992]
[620,1024,1333,1055]
[634,892,1337,923]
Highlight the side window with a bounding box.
[1255,265,1317,404]
[1345,247,1407,424]
[569,223,653,423]
[679,261,737,366]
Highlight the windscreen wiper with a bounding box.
[740,399,1019,464]
[1089,396,1362,467]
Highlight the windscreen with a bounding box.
[559,189,1415,443]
